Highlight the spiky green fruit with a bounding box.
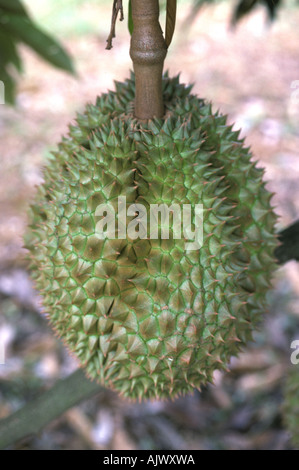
[25,73,278,400]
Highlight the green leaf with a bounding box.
[128,0,133,35]
[0,0,28,16]
[231,0,281,26]
[0,69,16,104]
[0,29,22,72]
[1,13,75,74]
[231,0,258,25]
[165,0,177,48]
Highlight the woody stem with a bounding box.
[129,0,167,119]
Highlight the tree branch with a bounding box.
[0,369,102,449]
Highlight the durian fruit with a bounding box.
[25,73,278,401]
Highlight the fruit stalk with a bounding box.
[130,0,167,119]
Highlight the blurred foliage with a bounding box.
[0,0,295,104]
[284,365,299,448]
[0,0,75,104]
[187,0,284,24]
[231,0,281,24]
